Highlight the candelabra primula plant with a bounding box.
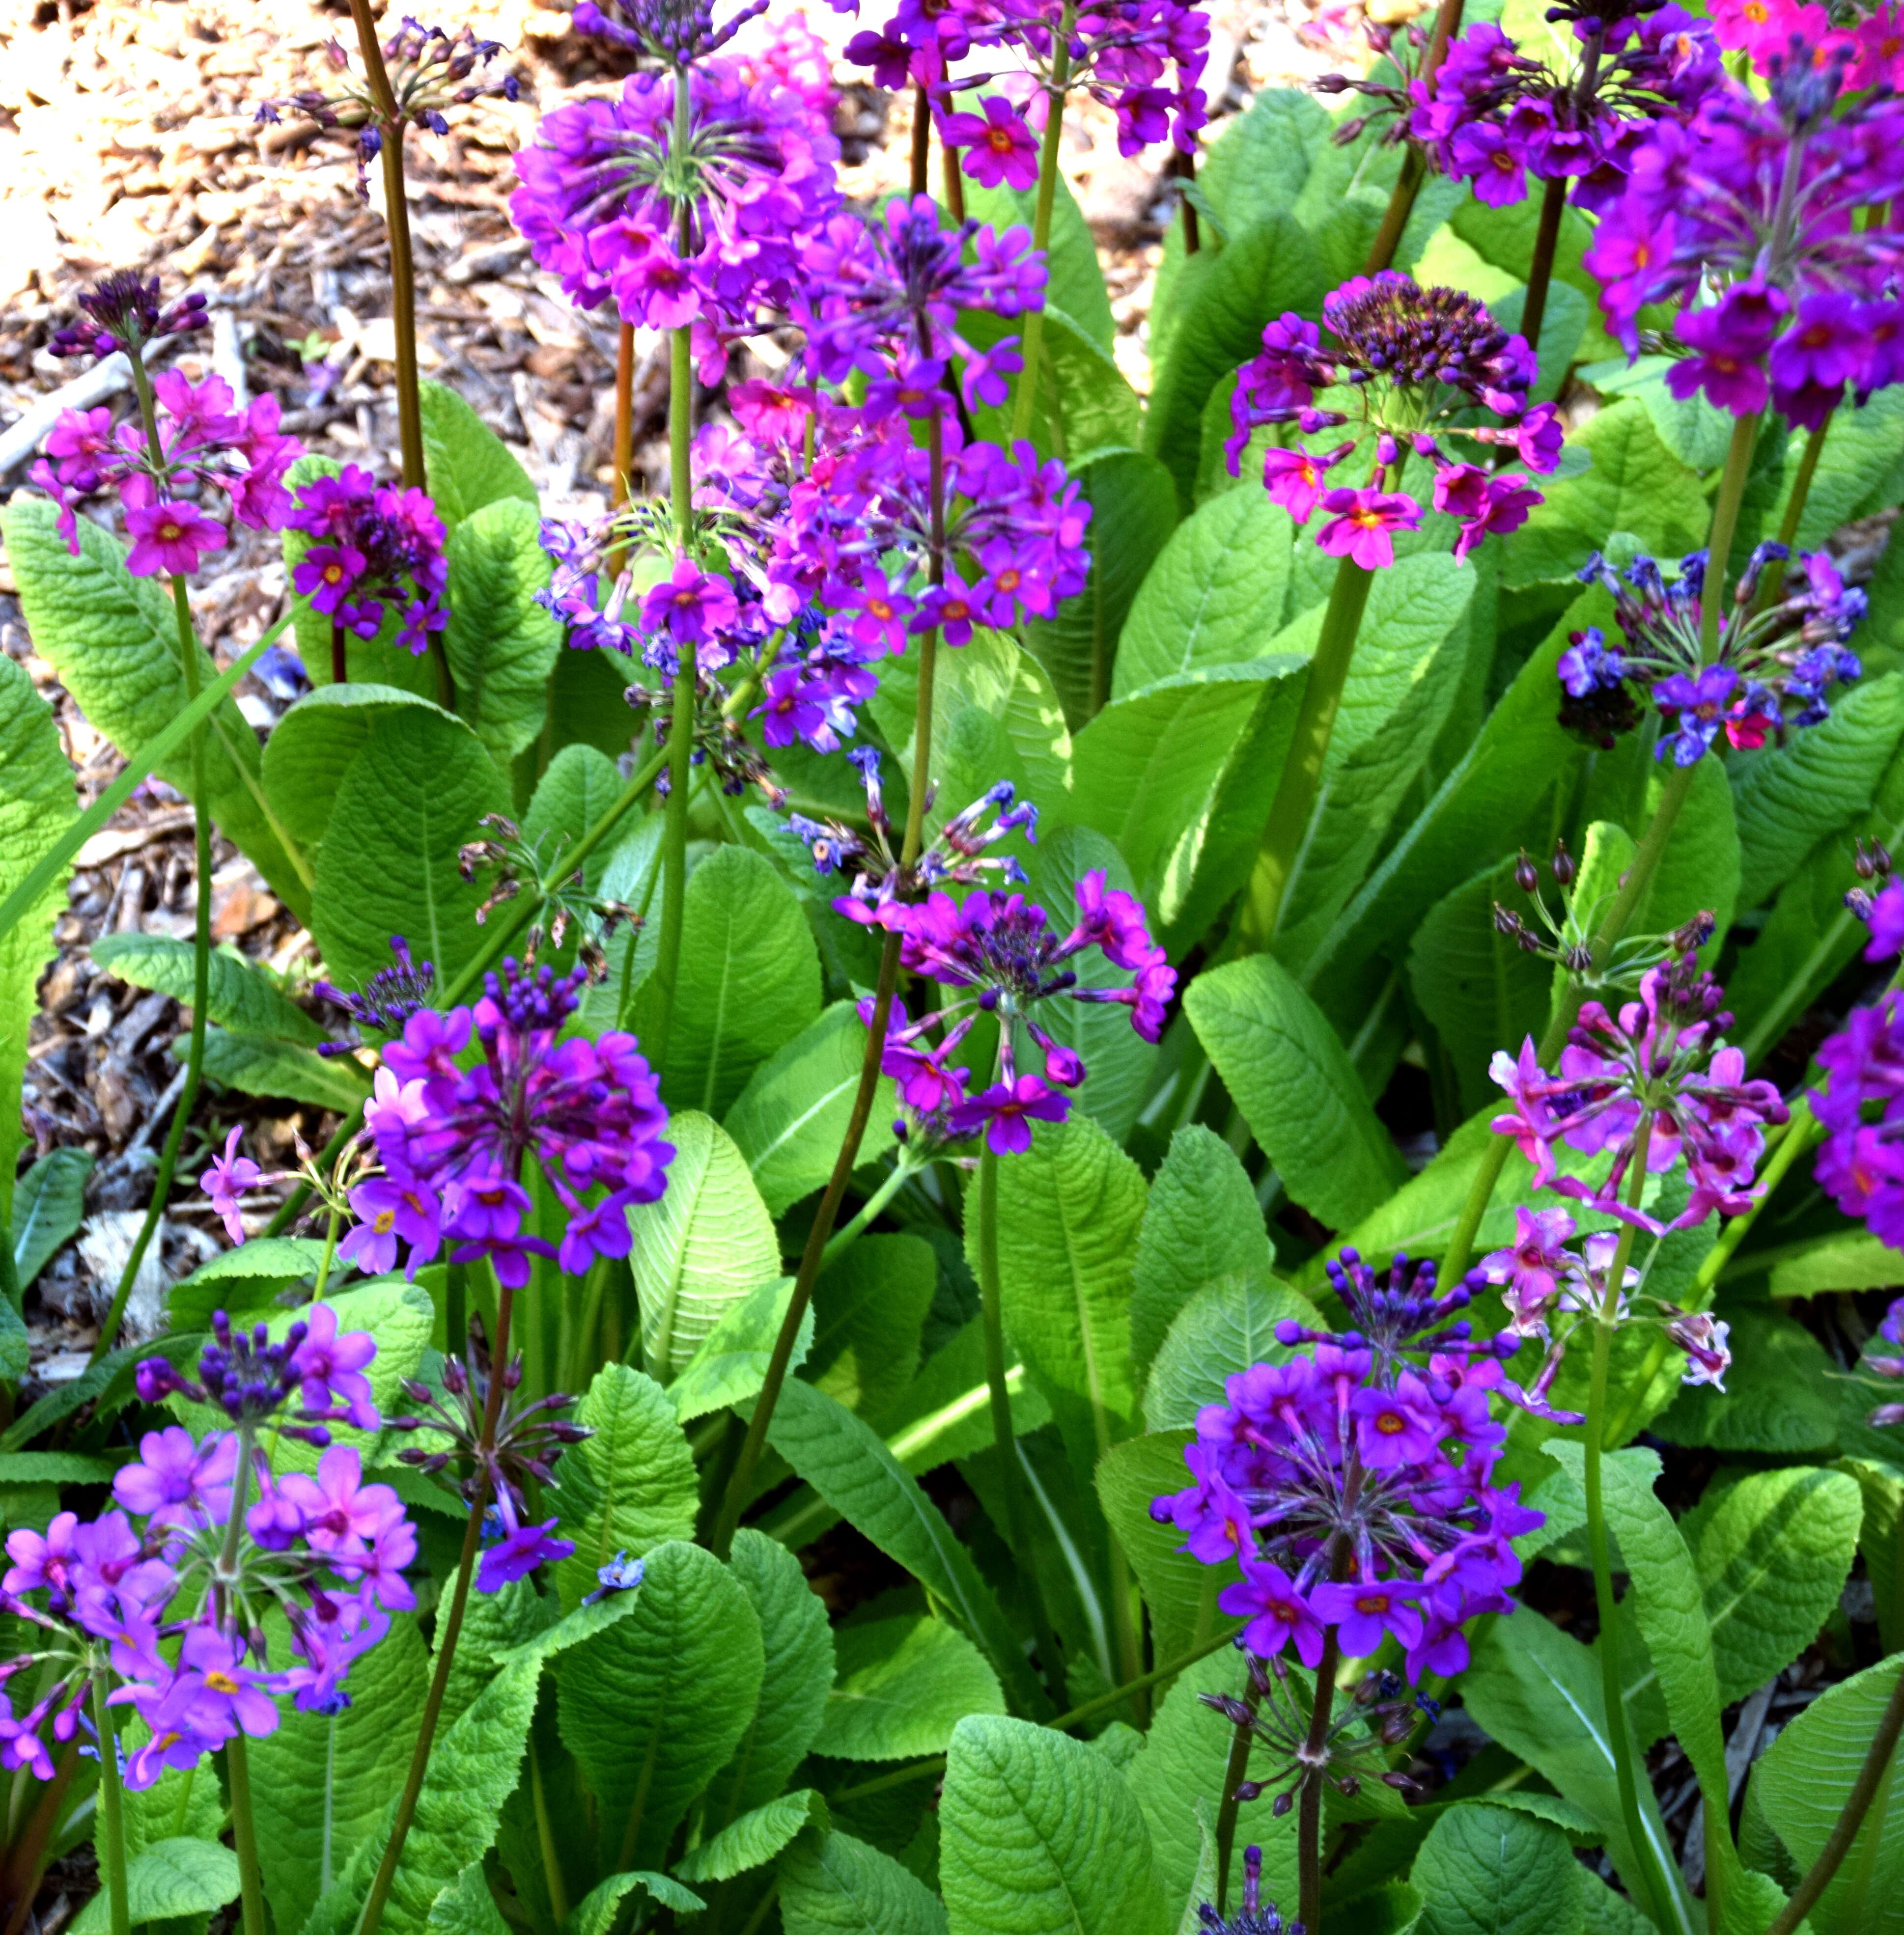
[9,4,1904,1935]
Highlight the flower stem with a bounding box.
[976,1131,1066,1702]
[226,1736,269,1935]
[1297,1627,1343,1932]
[1010,0,1077,445]
[88,1675,129,1935]
[1171,147,1201,255]
[1236,554,1375,954]
[1763,1666,1904,1935]
[1362,0,1463,276]
[709,420,951,1560]
[331,618,348,687]
[820,1156,915,1267]
[911,82,932,200]
[90,575,213,1369]
[1518,176,1567,371]
[314,1200,341,1301]
[942,132,967,220]
[1752,412,1834,613]
[1213,1661,1262,1915]
[1705,414,1763,652]
[611,323,636,509]
[356,1286,516,1935]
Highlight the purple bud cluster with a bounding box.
[1151,1297,1542,1682]
[573,0,772,67]
[348,957,674,1286]
[1197,1847,1302,1935]
[1559,545,1864,759]
[314,933,439,1051]
[1413,9,1722,215]
[1226,273,1559,568]
[49,272,208,361]
[288,465,450,657]
[1583,54,1904,427]
[1490,954,1788,1235]
[1860,1297,1904,1427]
[2,1308,410,1786]
[32,365,302,571]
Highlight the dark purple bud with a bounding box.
[1551,837,1576,887]
[1513,851,1539,895]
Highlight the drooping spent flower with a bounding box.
[1561,546,1864,759]
[1225,274,1558,566]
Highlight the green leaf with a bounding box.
[1411,1803,1584,1935]
[522,744,623,895]
[633,844,821,1115]
[168,1238,328,1327]
[1461,1612,1695,1935]
[754,1376,1043,1714]
[675,1790,830,1884]
[1185,953,1407,1229]
[1845,1460,1904,1653]
[1130,1127,1274,1388]
[261,685,457,851]
[12,1147,92,1294]
[424,1862,510,1935]
[556,1539,764,1869]
[627,1110,783,1381]
[1730,673,1904,906]
[1095,1431,1239,1675]
[1631,754,1741,947]
[3,497,308,916]
[71,1840,239,1935]
[1754,1652,1904,1935]
[0,654,75,1234]
[250,1615,430,1935]
[419,379,537,537]
[942,1714,1169,1935]
[91,933,325,1044]
[665,1273,812,1423]
[813,1614,1006,1761]
[1027,450,1179,725]
[1772,389,1904,545]
[1113,488,1299,699]
[984,1115,1147,1492]
[1071,661,1308,954]
[1769,1229,1904,1299]
[441,498,562,769]
[723,1001,898,1216]
[1409,856,1558,1118]
[810,1234,936,1419]
[1652,1306,1840,1453]
[1145,214,1330,514]
[562,1870,705,1935]
[1578,358,1736,472]
[1500,405,1708,590]
[194,1027,370,1113]
[778,1828,950,1935]
[1143,1275,1320,1432]
[548,1363,699,1611]
[307,703,509,991]
[709,1528,837,1818]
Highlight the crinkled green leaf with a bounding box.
[1130,1127,1274,1389]
[1143,1274,1320,1432]
[778,1829,949,1935]
[441,497,561,768]
[92,933,325,1043]
[12,1147,92,1295]
[814,1614,1005,1761]
[556,1539,763,1870]
[521,744,622,891]
[809,1234,935,1419]
[942,1714,1169,1935]
[419,379,537,537]
[192,1026,370,1111]
[562,1870,704,1935]
[665,1272,810,1422]
[4,497,307,914]
[627,1109,783,1380]
[72,1840,239,1935]
[261,685,456,851]
[1411,1803,1584,1935]
[1652,1306,1840,1453]
[549,1363,699,1610]
[1185,952,1407,1229]
[423,1862,510,1935]
[723,1001,897,1216]
[675,1790,829,1884]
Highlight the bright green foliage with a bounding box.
[1143,1275,1319,1431]
[441,498,562,767]
[808,1234,937,1417]
[418,379,539,535]
[665,1274,811,1421]
[71,1841,239,1935]
[1411,1805,1585,1935]
[1096,1430,1238,1667]
[11,1146,91,1294]
[779,1829,950,1935]
[261,686,450,849]
[563,1870,705,1935]
[548,1363,699,1609]
[673,1790,830,1884]
[941,1715,1169,1935]
[522,745,621,888]
[814,1614,1006,1760]
[556,1540,765,1870]
[1653,1307,1840,1452]
[626,1110,783,1379]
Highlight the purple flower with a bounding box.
[1652,664,1740,764]
[133,1627,281,1745]
[1309,1576,1425,1655]
[288,1304,380,1432]
[112,1427,236,1532]
[640,556,739,647]
[948,1074,1071,1155]
[1314,488,1422,571]
[941,96,1039,191]
[1477,1206,1578,1335]
[50,270,207,361]
[200,1126,262,1244]
[1813,992,1904,1250]
[124,500,227,579]
[1221,1559,1327,1668]
[288,467,448,654]
[476,1494,574,1592]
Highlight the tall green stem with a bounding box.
[1237,555,1375,953]
[357,1286,516,1935]
[91,363,214,1364]
[1362,0,1464,276]
[1439,413,1764,1288]
[976,1131,1065,1700]
[88,1675,129,1935]
[709,417,950,1559]
[1010,1,1076,444]
[212,1429,268,1935]
[821,1157,915,1267]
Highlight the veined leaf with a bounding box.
[1410,1804,1584,1935]
[674,1790,829,1885]
[778,1829,949,1935]
[71,1840,238,1935]
[1143,1275,1320,1432]
[809,1234,936,1419]
[813,1613,1005,1761]
[665,1274,811,1423]
[91,933,326,1044]
[441,497,561,768]
[12,1147,92,1295]
[419,379,537,536]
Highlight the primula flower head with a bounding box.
[289,466,448,655]
[50,271,207,360]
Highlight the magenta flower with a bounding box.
[1314,488,1421,570]
[1666,286,1783,414]
[1220,1558,1328,1668]
[335,1174,441,1278]
[1350,1373,1446,1468]
[288,467,448,655]
[287,1304,381,1433]
[124,500,226,578]
[1261,443,1350,524]
[948,1074,1070,1155]
[1476,1205,1577,1336]
[941,96,1039,190]
[200,1125,262,1244]
[640,556,739,648]
[112,1427,237,1533]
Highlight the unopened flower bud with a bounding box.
[1513,851,1539,895]
[1551,836,1576,887]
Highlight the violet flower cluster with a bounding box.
[1152,1249,1542,1684]
[1225,273,1560,568]
[840,0,1208,166]
[288,465,450,658]
[1708,0,1904,88]
[49,270,208,361]
[1491,953,1788,1236]
[1411,6,1722,215]
[1559,545,1864,759]
[510,53,840,374]
[2,1308,410,1786]
[1583,51,1904,428]
[347,956,674,1287]
[33,359,302,570]
[1812,878,1904,1248]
